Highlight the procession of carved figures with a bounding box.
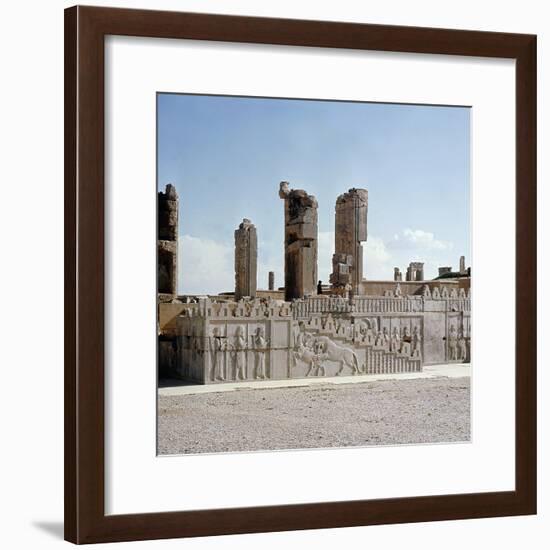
[447,318,471,362]
[208,325,269,382]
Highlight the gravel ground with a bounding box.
[157,377,470,455]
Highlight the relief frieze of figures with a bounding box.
[207,324,270,382]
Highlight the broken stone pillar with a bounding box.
[394,267,402,282]
[439,266,452,277]
[329,188,368,293]
[279,181,318,301]
[158,183,179,296]
[268,271,275,291]
[234,219,258,301]
[406,261,424,282]
[459,255,466,273]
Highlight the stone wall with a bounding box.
[171,289,470,383]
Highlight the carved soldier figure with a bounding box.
[412,326,422,358]
[211,327,226,381]
[448,325,458,360]
[365,324,374,345]
[382,326,390,350]
[354,319,368,342]
[254,326,268,379]
[233,326,247,380]
[400,326,412,355]
[458,330,467,361]
[394,283,402,297]
[390,326,401,353]
[295,321,313,351]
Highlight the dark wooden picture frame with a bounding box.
[65,5,537,544]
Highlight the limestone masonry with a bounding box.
[279,181,319,301]
[330,188,368,295]
[157,184,178,296]
[158,182,470,384]
[234,218,257,301]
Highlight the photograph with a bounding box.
[156,93,472,455]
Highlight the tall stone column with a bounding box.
[234,218,257,300]
[459,255,466,273]
[279,181,318,302]
[329,188,368,294]
[268,271,275,291]
[158,184,179,296]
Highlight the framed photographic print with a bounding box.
[65,5,537,544]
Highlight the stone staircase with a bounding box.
[300,315,422,376]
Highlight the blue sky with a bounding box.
[158,93,470,295]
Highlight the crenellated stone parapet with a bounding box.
[292,291,470,319]
[181,297,292,320]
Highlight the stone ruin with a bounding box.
[175,290,470,384]
[279,181,318,301]
[406,262,425,282]
[158,181,471,384]
[158,184,178,296]
[234,218,257,301]
[330,188,368,295]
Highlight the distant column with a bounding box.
[279,181,318,301]
[393,267,402,282]
[439,266,452,277]
[234,219,258,301]
[158,184,179,296]
[459,255,466,273]
[268,271,275,291]
[406,261,424,282]
[329,188,368,294]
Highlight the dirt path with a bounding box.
[158,377,470,455]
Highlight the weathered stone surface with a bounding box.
[158,336,178,377]
[157,182,471,386]
[174,292,470,384]
[279,181,318,301]
[158,183,179,295]
[394,267,403,281]
[158,183,178,240]
[234,218,257,300]
[330,188,368,293]
[406,261,424,282]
